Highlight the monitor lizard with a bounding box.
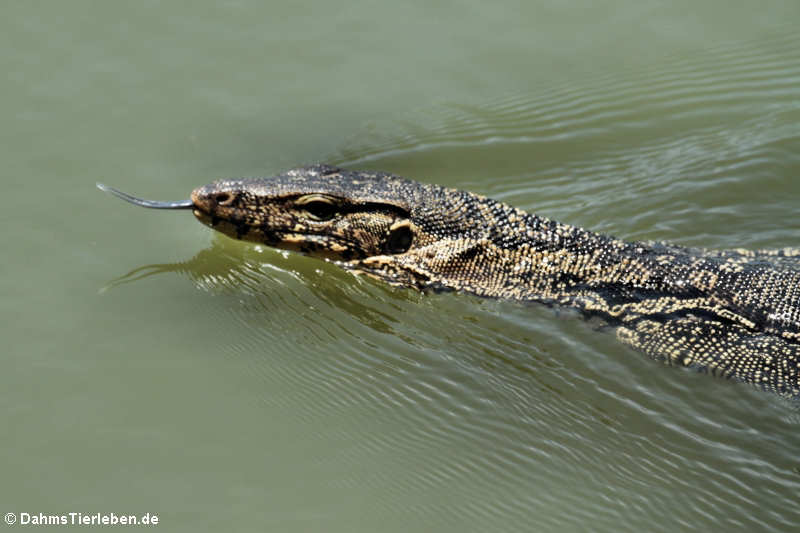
[98,164,800,399]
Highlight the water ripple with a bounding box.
[110,28,800,532]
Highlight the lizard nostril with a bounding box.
[215,193,233,205]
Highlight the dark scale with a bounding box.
[98,165,800,400]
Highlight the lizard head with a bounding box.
[99,164,495,291]
[190,164,434,264]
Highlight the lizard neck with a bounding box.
[407,193,699,306]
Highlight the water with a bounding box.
[3,2,800,531]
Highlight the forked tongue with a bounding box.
[96,183,194,209]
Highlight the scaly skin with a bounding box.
[186,164,800,398]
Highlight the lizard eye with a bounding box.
[296,195,337,221]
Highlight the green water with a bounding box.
[3,2,800,532]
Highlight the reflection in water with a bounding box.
[104,234,291,293]
[105,233,423,336]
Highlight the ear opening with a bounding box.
[385,220,414,254]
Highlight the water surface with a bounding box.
[2,2,800,532]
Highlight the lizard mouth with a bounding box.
[192,208,371,260]
[192,208,212,224]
